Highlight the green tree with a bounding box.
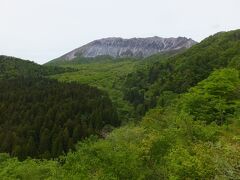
[181,68,240,124]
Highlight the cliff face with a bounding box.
[60,37,197,60]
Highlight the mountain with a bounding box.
[123,29,240,115]
[55,36,197,61]
[1,30,240,179]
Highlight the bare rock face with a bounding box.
[60,37,197,60]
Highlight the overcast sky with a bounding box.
[1,0,240,64]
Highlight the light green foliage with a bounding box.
[0,109,239,179]
[49,59,140,121]
[47,54,172,121]
[61,128,149,179]
[56,104,239,179]
[165,144,216,179]
[181,68,240,124]
[0,153,60,179]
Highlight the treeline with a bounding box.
[0,77,119,159]
[123,29,240,116]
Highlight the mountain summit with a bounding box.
[58,37,197,60]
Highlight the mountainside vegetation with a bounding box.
[48,57,139,121]
[0,29,240,179]
[1,67,240,179]
[0,56,74,79]
[123,29,240,116]
[47,53,176,121]
[0,77,119,159]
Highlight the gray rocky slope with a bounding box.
[59,37,197,60]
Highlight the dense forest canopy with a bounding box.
[123,29,240,116]
[0,67,239,179]
[0,76,119,159]
[48,57,141,122]
[48,52,177,121]
[180,68,240,124]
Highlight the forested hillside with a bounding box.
[0,68,239,179]
[0,29,240,179]
[0,56,73,78]
[48,57,140,121]
[47,53,177,121]
[123,29,240,115]
[0,57,119,160]
[0,77,119,159]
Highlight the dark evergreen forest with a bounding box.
[0,77,119,159]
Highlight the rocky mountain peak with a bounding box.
[59,36,197,60]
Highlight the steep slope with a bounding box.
[51,36,197,62]
[123,29,240,115]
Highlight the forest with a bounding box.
[0,56,73,79]
[0,30,240,179]
[0,77,119,159]
[123,30,240,116]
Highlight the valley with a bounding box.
[0,30,240,179]
[48,58,138,122]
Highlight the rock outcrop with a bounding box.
[59,36,197,60]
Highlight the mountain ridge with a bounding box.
[55,36,197,61]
